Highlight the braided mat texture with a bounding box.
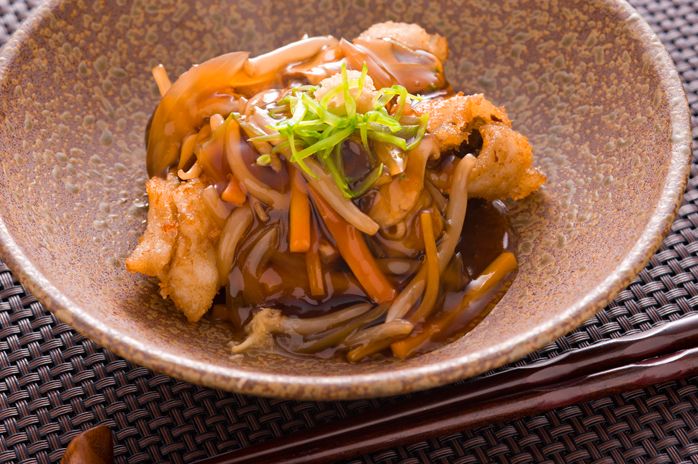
[0,0,697,463]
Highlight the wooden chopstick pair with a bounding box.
[194,314,698,464]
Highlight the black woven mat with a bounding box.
[1,0,698,463]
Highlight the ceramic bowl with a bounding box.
[0,0,691,399]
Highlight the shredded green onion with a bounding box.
[351,164,385,197]
[256,154,272,166]
[253,62,429,198]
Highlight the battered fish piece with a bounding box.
[468,122,546,201]
[416,94,544,201]
[415,94,512,152]
[159,178,221,323]
[127,174,222,323]
[125,172,179,277]
[357,21,449,63]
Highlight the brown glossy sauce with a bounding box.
[406,200,516,357]
[223,198,514,350]
[149,38,517,361]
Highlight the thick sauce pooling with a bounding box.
[224,199,514,338]
[143,32,523,361]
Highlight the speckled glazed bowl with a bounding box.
[0,0,691,400]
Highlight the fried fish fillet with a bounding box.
[127,174,221,323]
[416,94,544,201]
[469,122,546,201]
[159,177,221,323]
[125,172,180,277]
[415,94,512,152]
[357,21,449,63]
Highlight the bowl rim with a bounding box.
[0,0,692,400]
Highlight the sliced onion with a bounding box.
[225,120,286,208]
[239,118,274,156]
[245,36,339,77]
[301,158,379,235]
[386,154,476,322]
[425,178,447,213]
[177,134,198,170]
[373,141,406,176]
[438,154,478,273]
[248,111,280,136]
[241,226,280,304]
[209,114,225,131]
[243,227,279,282]
[217,206,253,286]
[368,135,438,228]
[201,185,234,228]
[178,161,202,180]
[147,51,248,177]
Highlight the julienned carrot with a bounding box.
[289,164,311,253]
[221,174,247,205]
[152,64,172,96]
[407,212,439,324]
[391,251,518,359]
[306,218,325,296]
[307,184,396,303]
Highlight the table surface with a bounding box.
[0,0,697,463]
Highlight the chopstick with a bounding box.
[194,314,698,464]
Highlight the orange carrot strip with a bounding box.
[306,218,325,297]
[407,211,439,324]
[391,251,517,359]
[152,64,172,96]
[221,174,247,206]
[308,184,396,303]
[289,164,311,253]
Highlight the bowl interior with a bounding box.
[0,0,691,399]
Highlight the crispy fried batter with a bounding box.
[415,94,512,152]
[468,122,546,201]
[126,172,180,277]
[357,21,449,63]
[127,173,222,323]
[414,94,544,201]
[158,177,221,323]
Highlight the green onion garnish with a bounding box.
[256,154,272,166]
[248,62,428,198]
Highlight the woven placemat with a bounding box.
[0,0,697,463]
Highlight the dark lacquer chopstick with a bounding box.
[194,314,698,464]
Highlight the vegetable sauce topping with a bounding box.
[128,22,545,361]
